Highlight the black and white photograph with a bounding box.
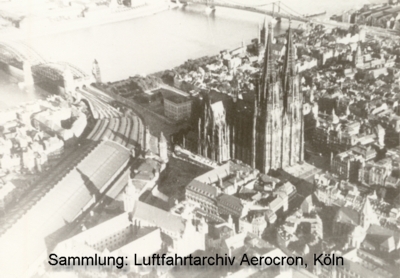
[0,0,399,277]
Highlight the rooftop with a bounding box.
[130,201,186,236]
[187,180,218,199]
[335,207,360,226]
[158,88,191,104]
[0,140,131,278]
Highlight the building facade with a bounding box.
[164,95,192,121]
[197,100,231,163]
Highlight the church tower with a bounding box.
[250,23,304,174]
[281,25,303,167]
[92,59,102,83]
[252,21,282,173]
[354,43,364,68]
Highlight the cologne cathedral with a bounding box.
[190,24,304,174]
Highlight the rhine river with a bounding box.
[25,0,372,82]
[0,0,386,108]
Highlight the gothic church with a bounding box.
[194,24,304,174]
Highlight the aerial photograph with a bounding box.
[0,0,399,277]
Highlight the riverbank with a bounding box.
[0,2,170,41]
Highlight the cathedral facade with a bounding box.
[197,98,231,163]
[193,24,304,174]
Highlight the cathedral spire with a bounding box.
[260,16,269,46]
[282,23,296,88]
[259,22,276,103]
[251,90,258,169]
[282,23,298,112]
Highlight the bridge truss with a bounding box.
[0,41,46,67]
[178,0,309,22]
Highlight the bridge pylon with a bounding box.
[272,1,281,23]
[205,0,215,13]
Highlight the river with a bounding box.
[0,0,386,107]
[25,0,376,82]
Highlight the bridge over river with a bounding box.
[176,0,400,37]
[177,0,311,22]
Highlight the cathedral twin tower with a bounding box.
[196,23,304,174]
[253,23,304,173]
